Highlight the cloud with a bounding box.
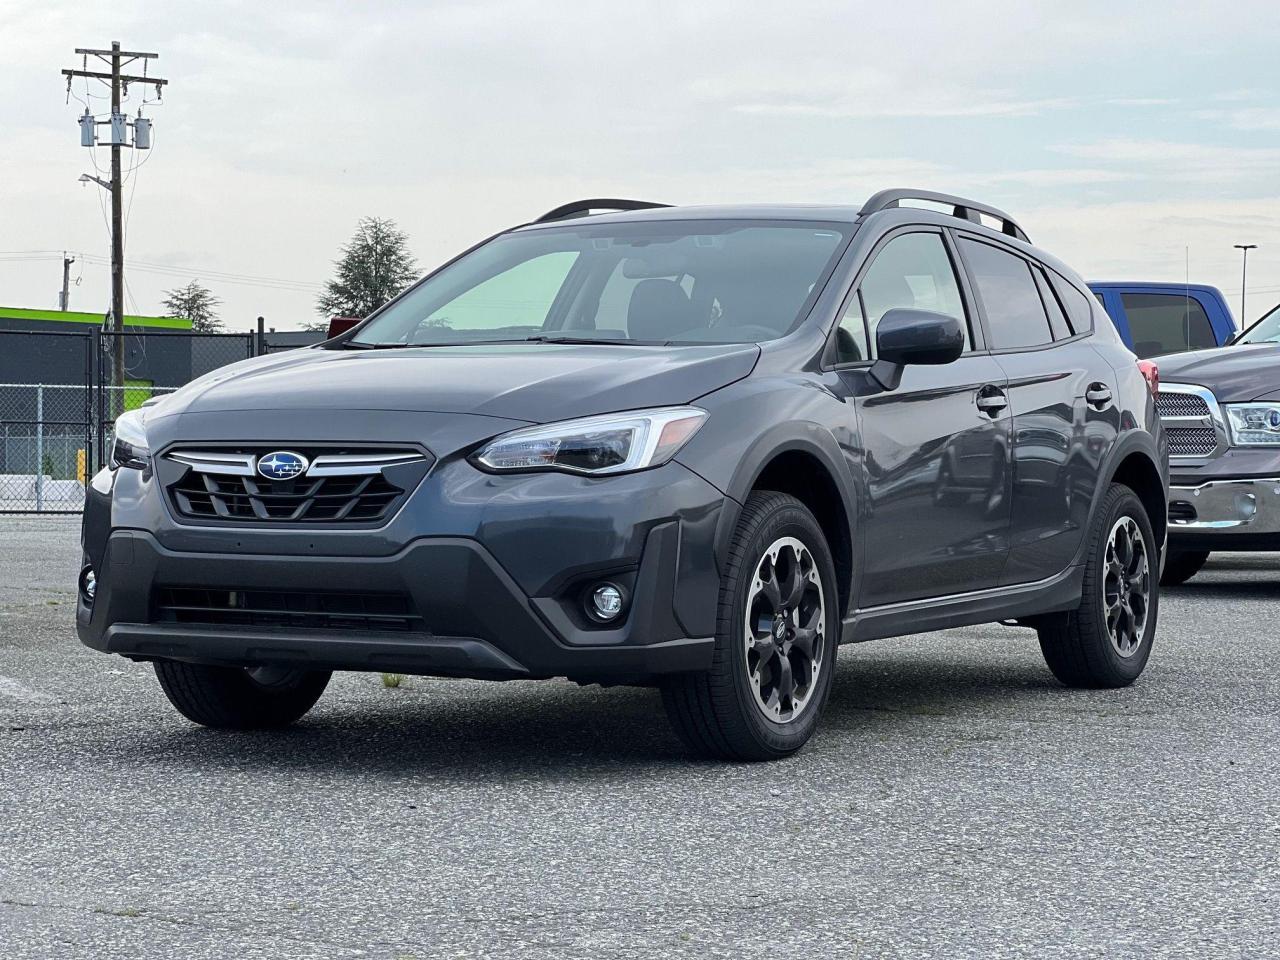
[1053,139,1280,182]
[1104,98,1178,107]
[1197,107,1280,131]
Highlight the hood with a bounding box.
[1154,342,1280,403]
[151,342,760,424]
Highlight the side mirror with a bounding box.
[327,316,362,339]
[870,308,965,389]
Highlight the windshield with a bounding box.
[1237,302,1280,344]
[347,220,850,347]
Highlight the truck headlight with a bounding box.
[473,407,706,476]
[110,409,151,469]
[1225,403,1280,446]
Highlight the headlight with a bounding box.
[1225,403,1280,446]
[111,409,151,469]
[473,407,707,475]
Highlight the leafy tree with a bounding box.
[162,280,223,333]
[312,217,420,330]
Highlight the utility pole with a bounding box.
[62,42,167,399]
[59,253,76,310]
[1235,244,1258,327]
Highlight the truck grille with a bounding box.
[1156,394,1210,418]
[153,586,425,633]
[1156,386,1222,459]
[1165,427,1218,458]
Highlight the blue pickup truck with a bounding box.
[1088,282,1237,358]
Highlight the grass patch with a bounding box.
[94,906,143,918]
[381,673,405,689]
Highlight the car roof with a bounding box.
[513,203,868,229]
[509,199,1088,289]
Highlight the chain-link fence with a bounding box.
[0,327,257,513]
[0,383,93,513]
[95,330,253,467]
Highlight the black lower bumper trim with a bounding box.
[100,624,712,680]
[79,529,715,682]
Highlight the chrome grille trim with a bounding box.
[307,452,427,476]
[1157,383,1228,462]
[167,452,256,476]
[165,450,427,477]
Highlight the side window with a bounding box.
[1033,267,1072,340]
[960,238,1053,350]
[418,251,578,336]
[1119,293,1217,358]
[835,295,868,363]
[1049,272,1095,335]
[859,232,968,355]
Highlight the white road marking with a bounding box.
[0,677,55,703]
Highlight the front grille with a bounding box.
[153,586,425,633]
[1167,427,1218,457]
[162,446,430,525]
[172,471,402,522]
[1156,393,1210,418]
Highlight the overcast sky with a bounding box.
[2,0,1279,331]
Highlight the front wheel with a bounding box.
[154,661,331,729]
[1037,483,1158,688]
[661,491,840,761]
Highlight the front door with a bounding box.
[838,230,1013,607]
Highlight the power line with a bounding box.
[62,40,168,398]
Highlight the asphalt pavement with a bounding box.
[1,516,1276,959]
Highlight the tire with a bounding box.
[1037,483,1158,688]
[661,491,840,761]
[154,661,331,729]
[1161,550,1210,587]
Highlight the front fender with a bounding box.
[676,376,861,608]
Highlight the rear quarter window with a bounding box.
[1048,273,1095,335]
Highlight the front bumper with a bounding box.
[78,416,727,683]
[1167,476,1280,551]
[77,527,712,682]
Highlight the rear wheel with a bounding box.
[661,491,839,761]
[154,661,331,729]
[1037,483,1158,688]
[1160,550,1209,587]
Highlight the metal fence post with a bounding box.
[35,384,44,512]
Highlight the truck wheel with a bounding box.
[1160,550,1209,587]
[154,661,331,729]
[661,491,839,761]
[1037,483,1158,688]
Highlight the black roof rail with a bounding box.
[859,188,1029,243]
[535,198,672,223]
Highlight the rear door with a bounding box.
[955,235,1115,586]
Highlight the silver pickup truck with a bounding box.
[1157,300,1280,583]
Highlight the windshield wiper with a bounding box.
[525,335,635,345]
[331,340,415,350]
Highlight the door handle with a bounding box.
[1085,383,1113,409]
[975,386,1007,417]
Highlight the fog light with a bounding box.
[589,583,624,621]
[1237,492,1258,520]
[81,567,96,604]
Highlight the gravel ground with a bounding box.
[0,516,1276,959]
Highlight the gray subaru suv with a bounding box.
[78,190,1168,760]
